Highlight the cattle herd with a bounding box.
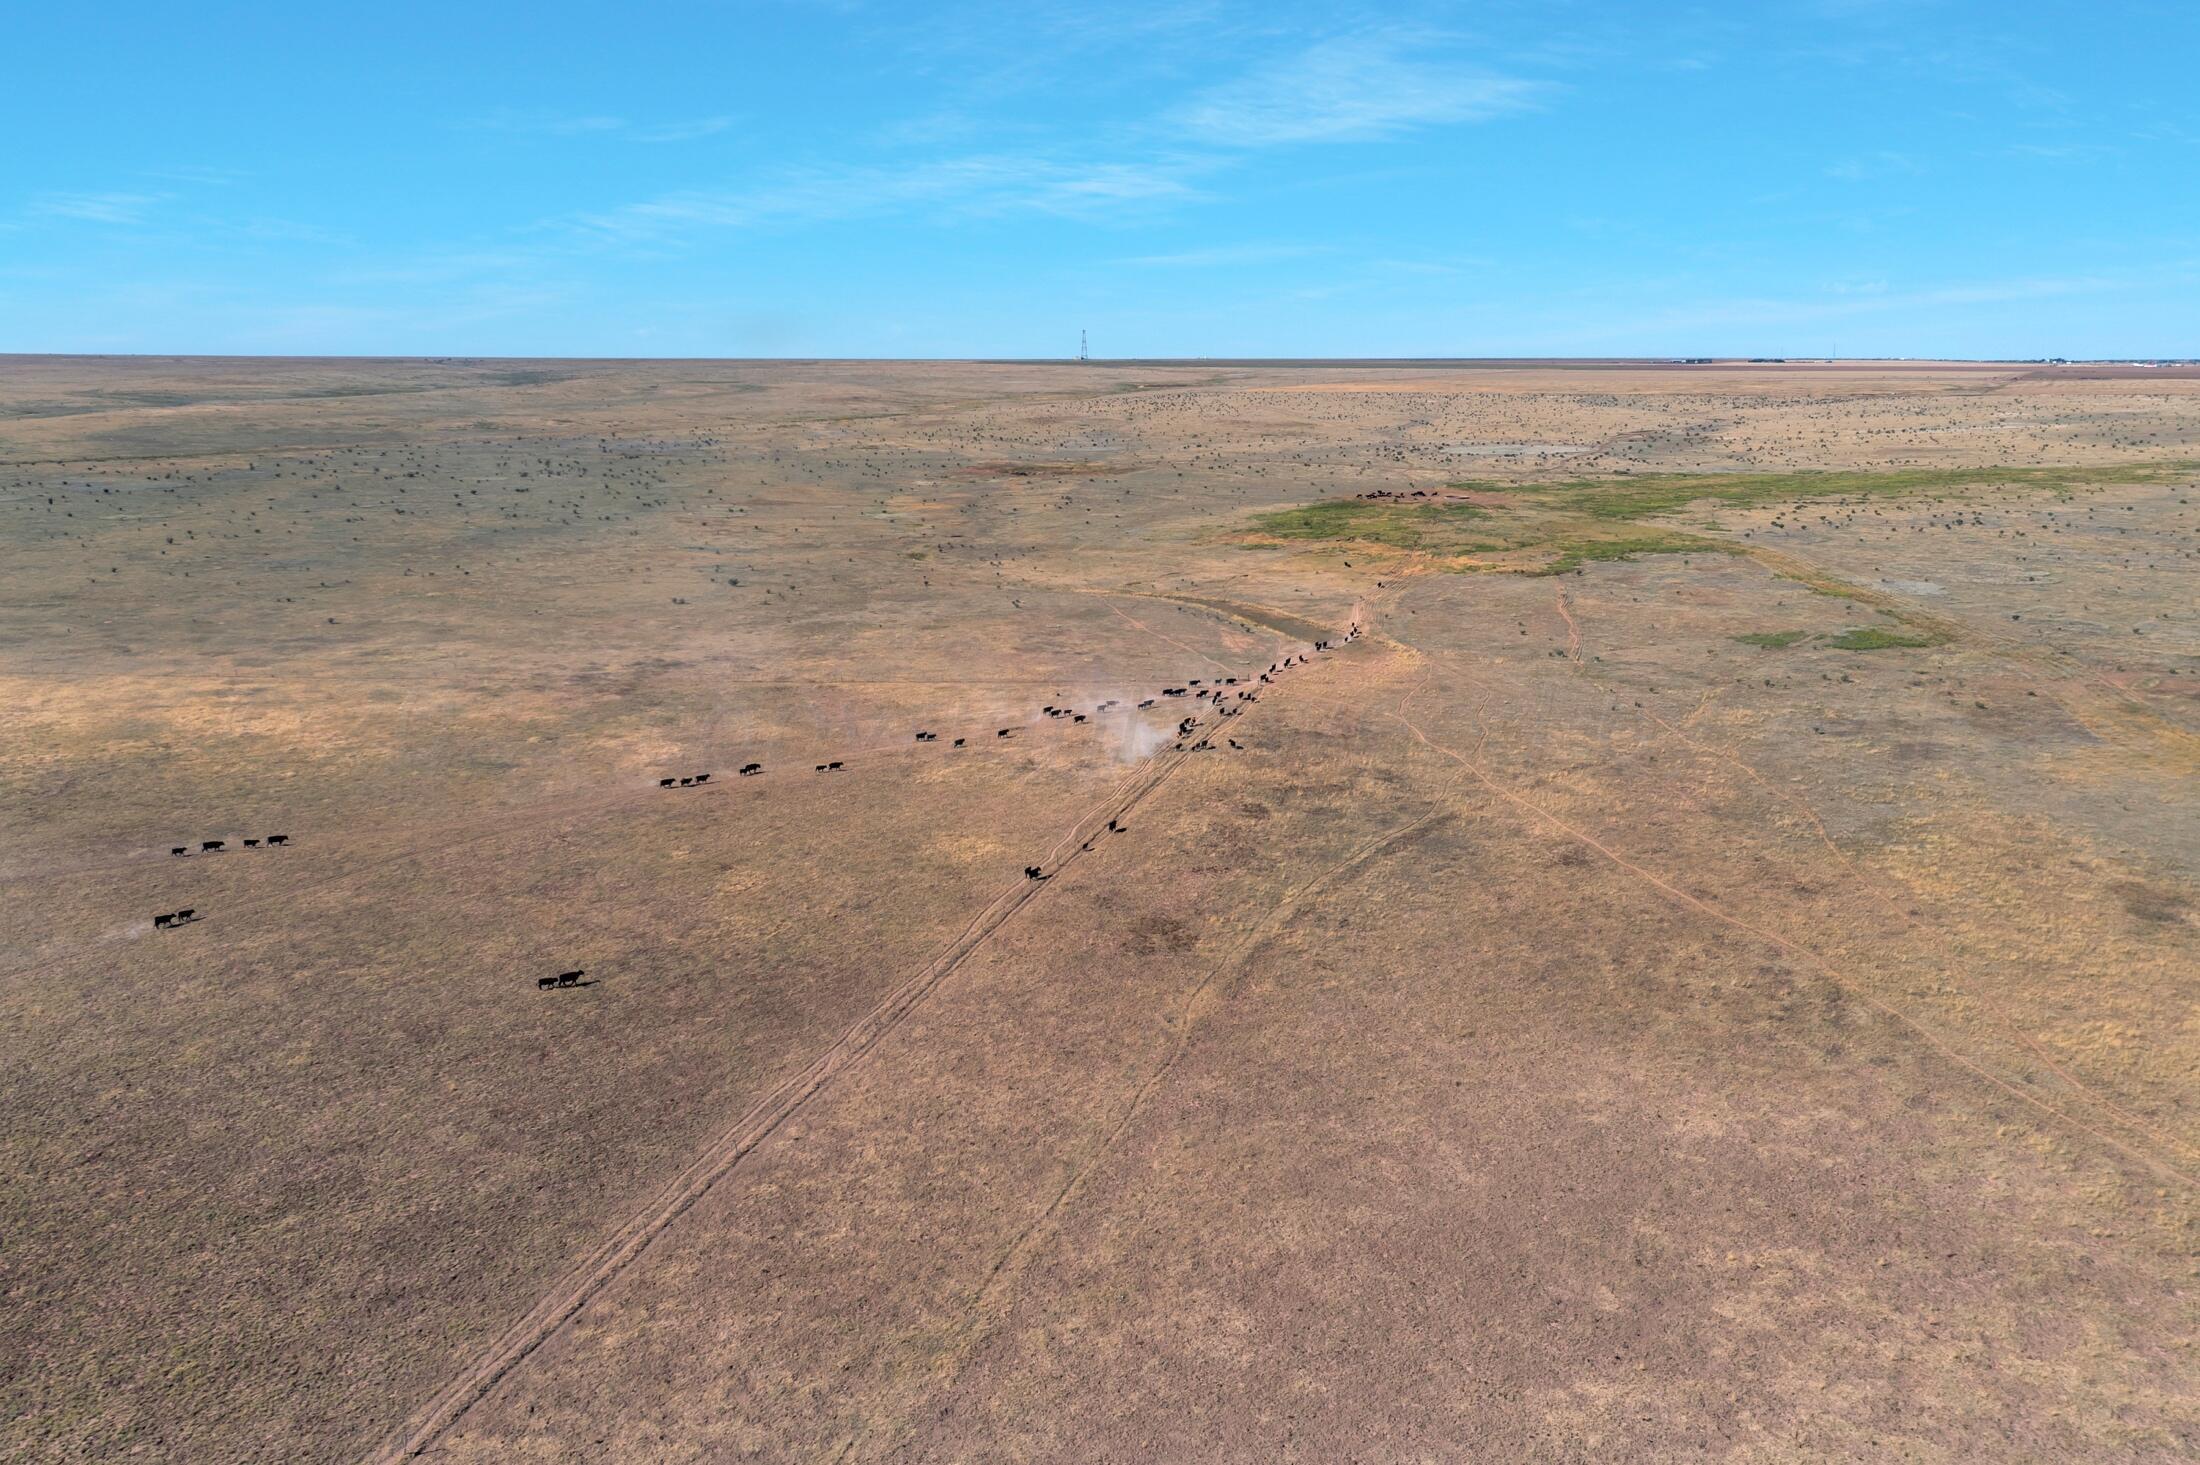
[624,622,1363,984]
[647,623,1361,798]
[153,836,290,929]
[141,621,1362,999]
[171,834,288,856]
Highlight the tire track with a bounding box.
[367,746,1189,1462]
[1738,542,2200,765]
[1565,583,2199,1165]
[0,686,1219,989]
[1631,699,2200,1165]
[1100,596,1236,673]
[1553,586,1582,663]
[367,630,1354,1462]
[1378,645,2199,1190]
[831,640,1430,1463]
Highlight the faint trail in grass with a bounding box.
[833,634,1432,1464]
[367,622,1358,1463]
[1380,651,2198,1190]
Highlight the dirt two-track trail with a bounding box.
[1376,624,2199,1192]
[370,625,1352,1462]
[11,357,2198,1464]
[830,645,1448,1462]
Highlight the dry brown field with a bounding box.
[2,355,2195,1462]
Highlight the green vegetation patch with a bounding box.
[1533,530,1736,576]
[1242,497,1730,575]
[1244,458,2193,584]
[1250,498,1491,552]
[1735,629,1809,648]
[1828,625,1947,651]
[1459,461,2192,522]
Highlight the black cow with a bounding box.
[1024,865,1044,879]
[998,728,1013,737]
[176,908,195,921]
[1106,818,1119,832]
[660,777,677,787]
[916,732,934,741]
[816,764,828,772]
[557,969,584,987]
[154,913,174,929]
[537,975,558,990]
[1073,714,1086,723]
[952,738,965,748]
[266,835,288,846]
[828,761,843,770]
[201,840,224,853]
[740,763,762,775]
[172,847,188,856]
[694,773,711,784]
[679,777,694,787]
[1139,699,1155,708]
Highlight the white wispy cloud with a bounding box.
[1173,31,1546,147]
[629,116,737,143]
[1826,149,1924,180]
[1117,242,1327,268]
[149,165,248,186]
[2004,141,2116,162]
[569,153,1206,244]
[211,216,356,246]
[540,27,1555,257]
[1569,272,2146,344]
[469,109,735,143]
[28,191,167,225]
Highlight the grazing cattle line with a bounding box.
[0,627,1358,997]
[365,622,1359,1463]
[7,635,1349,889]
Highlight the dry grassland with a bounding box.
[2,356,2194,1461]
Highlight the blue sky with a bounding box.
[4,1,2194,358]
